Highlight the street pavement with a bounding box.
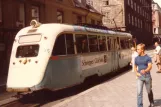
[47,51,161,107]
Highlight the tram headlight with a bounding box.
[23,58,27,64]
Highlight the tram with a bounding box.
[7,20,132,92]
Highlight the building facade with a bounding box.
[0,0,45,76]
[45,0,102,25]
[0,0,102,76]
[152,1,161,34]
[89,0,153,46]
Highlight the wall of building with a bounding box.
[88,0,125,29]
[45,0,102,25]
[0,0,102,76]
[152,2,161,34]
[124,0,153,45]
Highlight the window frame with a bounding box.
[31,5,40,21]
[57,10,63,23]
[0,0,2,25]
[52,33,75,56]
[17,3,25,28]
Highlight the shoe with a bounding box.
[149,103,155,107]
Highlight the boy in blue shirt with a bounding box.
[134,43,154,107]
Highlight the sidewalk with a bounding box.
[52,57,161,107]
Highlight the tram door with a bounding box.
[109,37,119,71]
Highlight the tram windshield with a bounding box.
[16,45,39,58]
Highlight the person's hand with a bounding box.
[140,70,146,74]
[136,72,141,77]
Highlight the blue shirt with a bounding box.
[135,54,152,76]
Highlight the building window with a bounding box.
[137,6,139,13]
[0,0,2,24]
[134,3,136,11]
[105,0,109,5]
[138,19,140,28]
[77,16,82,24]
[143,10,145,17]
[135,17,137,27]
[140,8,142,15]
[97,21,101,25]
[91,19,95,25]
[132,15,134,25]
[87,0,93,6]
[16,3,25,27]
[103,0,109,6]
[128,0,130,5]
[128,14,131,24]
[57,10,63,23]
[31,6,39,21]
[131,0,133,9]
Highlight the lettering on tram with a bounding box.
[81,54,107,70]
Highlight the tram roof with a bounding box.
[17,23,132,38]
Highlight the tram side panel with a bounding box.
[81,52,113,77]
[118,49,131,68]
[33,56,83,90]
[34,51,117,90]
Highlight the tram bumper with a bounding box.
[7,66,45,92]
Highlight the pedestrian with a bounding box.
[154,42,161,73]
[130,47,138,72]
[134,43,154,107]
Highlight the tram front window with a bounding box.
[16,45,39,58]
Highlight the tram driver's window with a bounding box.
[89,35,99,52]
[98,36,107,51]
[53,34,66,55]
[66,34,74,54]
[107,37,111,51]
[116,37,120,50]
[75,34,89,53]
[120,39,126,49]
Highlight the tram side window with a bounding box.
[116,37,121,50]
[53,34,66,55]
[124,39,129,49]
[129,39,133,48]
[98,36,107,51]
[107,37,111,51]
[75,34,89,53]
[120,39,126,49]
[120,38,129,49]
[89,35,99,52]
[66,34,74,54]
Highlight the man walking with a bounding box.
[154,42,161,73]
[134,43,154,107]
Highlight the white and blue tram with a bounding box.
[7,20,132,92]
